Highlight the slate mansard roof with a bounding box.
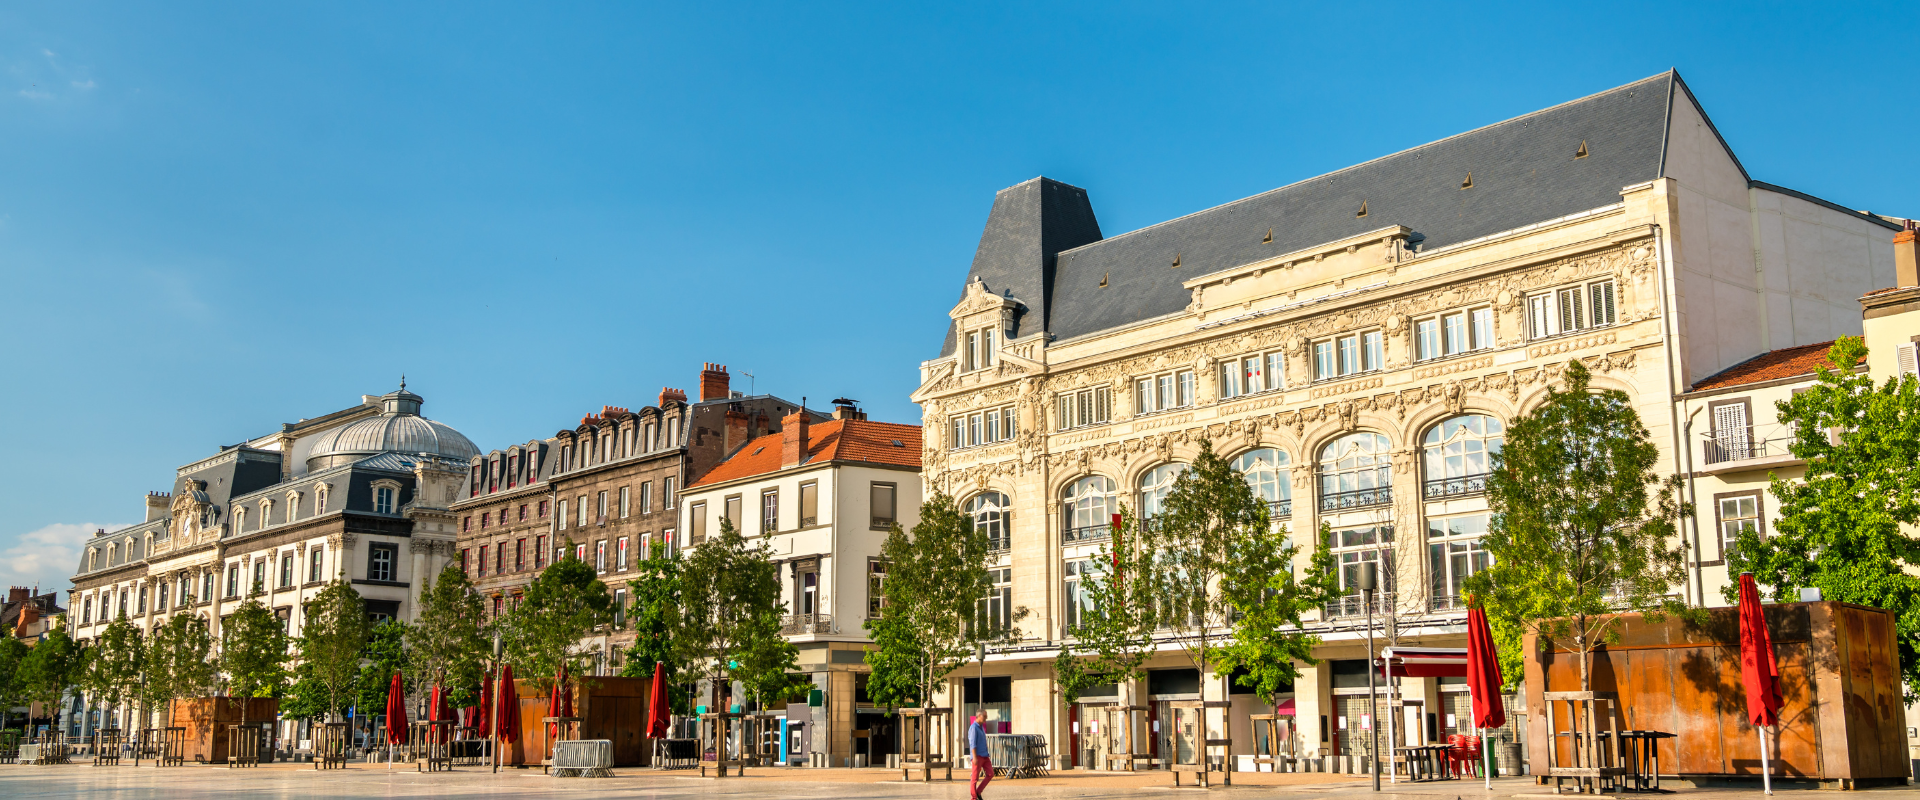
[940,71,1883,354]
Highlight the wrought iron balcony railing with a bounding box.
[1323,591,1394,619]
[779,613,833,635]
[1062,524,1111,545]
[1423,472,1490,500]
[1319,486,1392,513]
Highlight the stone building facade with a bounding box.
[450,363,821,675]
[911,71,1902,768]
[66,385,477,739]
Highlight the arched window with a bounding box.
[1318,432,1392,512]
[1137,464,1187,521]
[1232,449,1293,517]
[966,492,1012,553]
[1062,476,1117,544]
[1422,414,1505,499]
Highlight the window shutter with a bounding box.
[1558,287,1583,332]
[1591,281,1616,325]
[1899,343,1918,380]
[1713,403,1750,460]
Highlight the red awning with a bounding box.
[1379,647,1469,678]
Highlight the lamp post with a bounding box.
[491,629,502,775]
[1357,562,1379,792]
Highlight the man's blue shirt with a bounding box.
[968,721,988,755]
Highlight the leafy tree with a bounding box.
[1736,336,1920,698]
[220,583,290,725]
[78,613,144,729]
[19,625,86,729]
[353,620,410,719]
[1465,360,1691,692]
[733,610,806,710]
[407,565,488,713]
[278,660,333,721]
[619,540,683,679]
[0,624,30,728]
[297,579,368,721]
[862,494,1021,711]
[1138,439,1337,702]
[502,548,612,695]
[1053,509,1157,705]
[141,613,216,729]
[677,519,783,709]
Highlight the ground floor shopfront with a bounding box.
[930,625,1524,773]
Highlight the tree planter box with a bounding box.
[1523,601,1905,789]
[492,677,655,768]
[168,698,277,764]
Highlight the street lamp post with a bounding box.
[491,630,502,775]
[1358,562,1379,792]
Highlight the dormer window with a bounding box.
[315,484,330,513]
[260,500,274,527]
[375,486,396,514]
[235,508,248,531]
[963,327,998,373]
[507,454,519,488]
[286,491,302,522]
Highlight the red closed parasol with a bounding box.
[646,662,669,739]
[430,684,453,723]
[384,672,407,745]
[549,660,574,738]
[495,664,520,744]
[1738,573,1782,794]
[1465,601,1505,788]
[474,671,493,737]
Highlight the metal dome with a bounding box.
[304,387,479,471]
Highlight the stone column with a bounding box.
[407,539,430,620]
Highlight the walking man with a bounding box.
[968,715,992,800]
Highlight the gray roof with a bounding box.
[304,388,479,467]
[944,71,1692,351]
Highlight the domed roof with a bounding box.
[305,386,479,471]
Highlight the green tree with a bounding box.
[862,494,1020,711]
[407,565,488,712]
[502,547,612,695]
[353,620,409,716]
[1138,439,1337,702]
[0,624,30,728]
[1053,509,1157,704]
[1736,336,1920,698]
[297,579,368,721]
[220,583,290,725]
[140,613,216,729]
[1465,360,1691,692]
[677,519,783,709]
[733,610,806,710]
[78,613,145,729]
[20,625,86,729]
[619,540,683,679]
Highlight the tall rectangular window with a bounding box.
[690,501,707,544]
[1314,341,1336,380]
[799,481,819,527]
[1055,386,1111,430]
[613,589,627,629]
[1416,318,1441,361]
[762,490,779,533]
[558,500,569,530]
[723,496,742,532]
[1718,493,1762,562]
[227,564,240,598]
[1135,370,1198,414]
[619,486,630,518]
[534,535,546,568]
[597,491,608,523]
[617,536,629,570]
[375,487,395,515]
[1361,331,1382,371]
[460,548,470,575]
[478,544,489,576]
[867,560,888,617]
[280,552,294,588]
[310,548,324,582]
[515,538,526,571]
[1471,308,1494,350]
[871,483,897,529]
[1530,280,1617,339]
[369,543,396,582]
[595,540,607,572]
[578,495,589,527]
[665,478,676,508]
[639,482,653,514]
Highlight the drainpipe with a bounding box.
[1651,223,1705,607]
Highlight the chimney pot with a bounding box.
[781,411,811,468]
[723,408,750,454]
[699,364,731,402]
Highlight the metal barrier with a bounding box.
[551,739,614,777]
[24,731,70,764]
[983,734,1050,779]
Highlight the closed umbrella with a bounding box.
[496,665,520,745]
[1739,574,1782,795]
[475,672,493,738]
[1465,601,1506,789]
[549,661,574,740]
[646,662,670,739]
[384,672,406,769]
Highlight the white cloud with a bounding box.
[0,522,130,597]
[71,79,94,90]
[18,88,51,101]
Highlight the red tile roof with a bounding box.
[689,419,922,488]
[1690,341,1836,392]
[1863,286,1905,298]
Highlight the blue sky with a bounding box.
[2,2,1914,595]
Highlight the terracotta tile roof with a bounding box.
[1863,286,1907,298]
[1690,341,1836,392]
[689,419,922,488]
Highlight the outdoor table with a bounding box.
[1395,744,1455,781]
[1614,731,1674,793]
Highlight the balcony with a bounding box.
[1429,593,1471,612]
[1324,591,1394,619]
[1423,473,1490,500]
[780,613,833,635]
[1062,524,1111,545]
[985,534,1011,555]
[1701,430,1802,475]
[1320,486,1392,513]
[1268,499,1293,518]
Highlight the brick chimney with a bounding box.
[7,586,26,605]
[1896,223,1919,288]
[699,363,730,402]
[724,407,750,454]
[781,411,811,468]
[659,387,687,407]
[18,603,36,633]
